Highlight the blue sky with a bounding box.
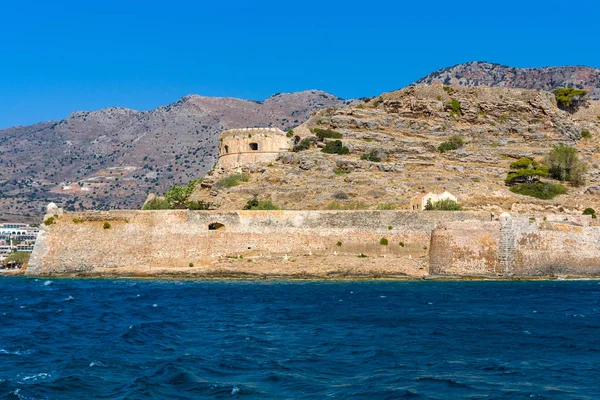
[1,0,599,128]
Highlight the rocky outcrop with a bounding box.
[416,61,600,100]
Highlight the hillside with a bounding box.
[416,62,600,100]
[0,91,348,222]
[191,83,600,215]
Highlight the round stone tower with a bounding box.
[217,127,291,169]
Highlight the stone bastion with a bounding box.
[217,128,293,169]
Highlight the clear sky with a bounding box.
[1,0,599,129]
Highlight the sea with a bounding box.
[0,278,599,399]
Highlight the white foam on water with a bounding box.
[64,295,74,301]
[16,372,51,384]
[380,295,387,298]
[89,361,105,367]
[43,281,52,286]
[231,385,240,395]
[11,388,43,400]
[523,330,531,335]
[152,304,158,307]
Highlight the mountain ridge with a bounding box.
[416,61,600,99]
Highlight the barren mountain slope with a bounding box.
[192,83,600,215]
[0,91,348,222]
[417,62,600,100]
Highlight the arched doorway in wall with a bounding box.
[294,136,301,145]
[208,222,226,231]
[249,143,259,151]
[224,145,229,154]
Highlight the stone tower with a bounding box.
[217,127,291,169]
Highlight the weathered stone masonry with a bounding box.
[27,210,600,278]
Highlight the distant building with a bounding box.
[0,223,40,263]
[410,191,457,211]
[217,128,294,169]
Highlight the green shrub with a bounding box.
[243,196,280,210]
[188,262,194,267]
[388,226,392,230]
[360,149,382,162]
[142,198,171,210]
[583,208,597,218]
[292,138,311,152]
[448,136,464,148]
[449,99,461,116]
[510,158,541,170]
[165,179,202,208]
[553,88,587,111]
[581,129,592,139]
[438,136,464,153]
[73,218,84,224]
[286,129,294,137]
[336,241,342,247]
[358,253,368,258]
[426,199,463,211]
[214,173,249,189]
[544,144,587,186]
[380,238,388,245]
[322,140,349,155]
[510,182,567,199]
[499,114,508,122]
[5,252,30,266]
[311,128,342,140]
[505,158,549,185]
[438,142,457,153]
[43,217,55,226]
[103,222,111,230]
[399,242,405,247]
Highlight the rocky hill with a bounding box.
[0,91,348,222]
[416,62,600,100]
[191,83,600,215]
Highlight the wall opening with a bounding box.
[208,222,225,231]
[294,135,301,145]
[224,145,229,154]
[249,143,259,151]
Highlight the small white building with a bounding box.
[410,191,458,211]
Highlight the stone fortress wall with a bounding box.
[27,210,600,278]
[217,128,292,169]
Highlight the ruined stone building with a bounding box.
[217,128,292,169]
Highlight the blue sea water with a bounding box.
[0,278,599,399]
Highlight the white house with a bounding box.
[410,191,458,211]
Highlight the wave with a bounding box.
[15,373,51,384]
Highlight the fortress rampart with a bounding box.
[27,210,600,278]
[217,128,291,169]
